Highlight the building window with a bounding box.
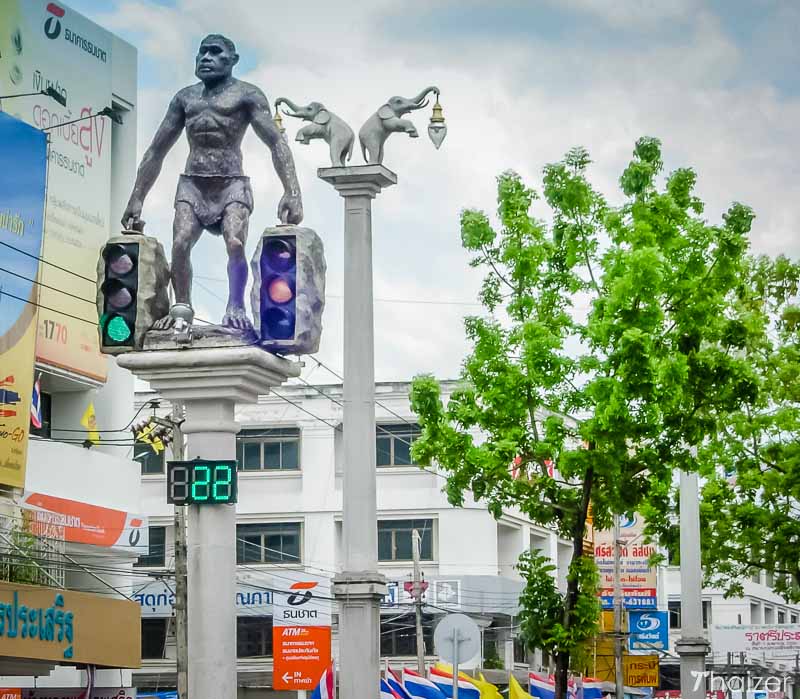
[376,423,421,467]
[378,519,433,562]
[668,601,681,629]
[751,602,761,624]
[791,614,798,624]
[29,392,52,439]
[380,613,434,656]
[766,571,775,588]
[141,618,168,659]
[702,600,711,629]
[778,610,786,624]
[237,522,301,564]
[236,428,300,471]
[135,526,166,568]
[135,445,165,475]
[764,606,775,624]
[237,616,273,657]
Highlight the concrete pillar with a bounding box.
[677,466,710,699]
[318,165,396,699]
[118,344,300,699]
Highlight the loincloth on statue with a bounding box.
[174,174,254,232]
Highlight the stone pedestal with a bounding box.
[318,165,395,699]
[117,344,300,699]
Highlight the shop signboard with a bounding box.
[134,579,272,617]
[629,610,669,652]
[20,491,148,554]
[0,581,140,667]
[624,654,659,687]
[595,513,657,609]
[712,624,800,653]
[0,0,115,381]
[272,571,332,691]
[0,112,47,488]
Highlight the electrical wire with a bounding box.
[0,240,95,284]
[0,289,97,325]
[0,266,96,305]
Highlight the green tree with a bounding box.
[410,138,764,698]
[647,255,800,602]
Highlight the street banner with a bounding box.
[712,624,800,653]
[595,513,657,609]
[629,610,669,652]
[0,111,47,488]
[624,655,659,687]
[271,570,332,690]
[19,491,149,553]
[134,579,273,617]
[0,0,114,382]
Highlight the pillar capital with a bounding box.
[318,164,397,199]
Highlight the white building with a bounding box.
[132,380,574,696]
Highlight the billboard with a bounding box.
[595,513,657,609]
[0,111,47,488]
[712,624,800,653]
[20,491,149,553]
[629,610,669,652]
[134,579,273,617]
[0,0,113,381]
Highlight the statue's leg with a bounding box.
[220,202,252,331]
[153,202,203,330]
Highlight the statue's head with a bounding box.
[195,34,238,83]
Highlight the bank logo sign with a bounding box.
[629,611,669,652]
[273,574,330,627]
[43,4,63,39]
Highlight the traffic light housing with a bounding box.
[96,234,170,355]
[250,226,326,354]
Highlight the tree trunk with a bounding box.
[554,466,594,699]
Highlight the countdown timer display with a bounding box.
[167,459,238,505]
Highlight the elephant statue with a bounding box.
[358,86,439,165]
[274,98,354,167]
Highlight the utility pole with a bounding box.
[613,514,624,699]
[171,403,188,699]
[412,528,426,674]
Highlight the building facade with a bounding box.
[132,380,574,696]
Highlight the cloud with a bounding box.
[82,0,800,384]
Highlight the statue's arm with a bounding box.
[122,94,185,228]
[247,88,303,224]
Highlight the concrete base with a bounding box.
[676,637,710,699]
[117,345,300,699]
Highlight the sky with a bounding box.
[71,0,800,385]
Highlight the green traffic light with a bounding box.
[106,315,132,342]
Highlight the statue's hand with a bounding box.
[121,197,143,230]
[278,191,303,225]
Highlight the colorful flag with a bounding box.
[403,669,448,699]
[382,678,401,699]
[30,373,42,429]
[80,402,100,445]
[434,664,502,699]
[580,678,603,699]
[528,673,555,699]
[387,668,415,699]
[135,421,164,454]
[310,661,335,699]
[429,667,481,699]
[509,674,534,699]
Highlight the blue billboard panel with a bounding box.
[629,610,669,652]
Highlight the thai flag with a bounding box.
[403,668,448,699]
[311,662,335,699]
[382,678,402,699]
[388,668,415,699]
[429,667,480,699]
[581,678,603,699]
[30,374,42,429]
[529,673,556,699]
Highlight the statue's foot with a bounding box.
[152,314,175,330]
[222,307,253,331]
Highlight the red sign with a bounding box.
[272,625,331,691]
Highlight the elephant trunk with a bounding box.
[410,86,439,107]
[276,97,305,117]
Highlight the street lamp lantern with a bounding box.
[428,95,447,149]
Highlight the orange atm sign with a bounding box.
[272,626,331,691]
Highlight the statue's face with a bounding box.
[195,39,237,82]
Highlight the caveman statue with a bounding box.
[121,34,303,331]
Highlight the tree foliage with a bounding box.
[647,255,800,601]
[410,138,766,695]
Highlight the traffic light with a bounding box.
[99,241,139,350]
[96,234,170,355]
[250,226,326,354]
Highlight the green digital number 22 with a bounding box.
[212,465,232,501]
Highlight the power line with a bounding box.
[0,266,96,305]
[0,240,95,284]
[0,289,97,325]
